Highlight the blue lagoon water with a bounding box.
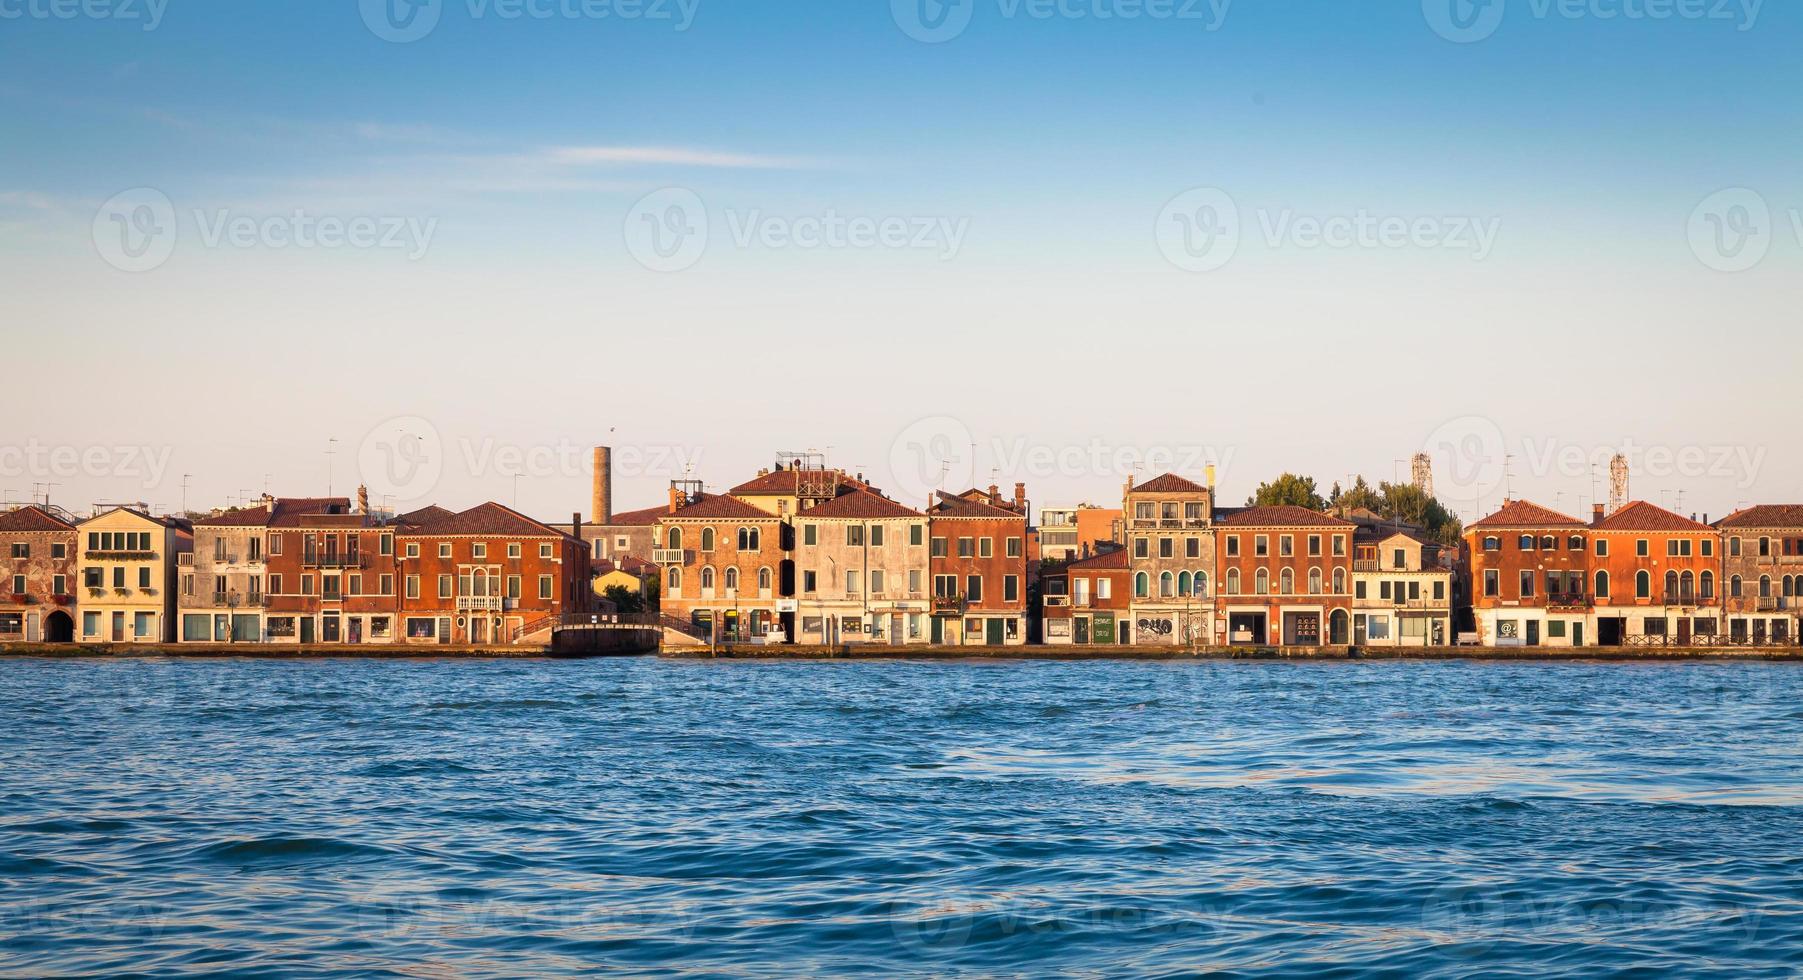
[3,657,1803,977]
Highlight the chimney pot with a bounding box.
[1592,503,1605,524]
[593,447,613,527]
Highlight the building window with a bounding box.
[1158,538,1173,559]
[1224,568,1240,595]
[438,575,452,598]
[1636,539,1649,557]
[739,527,761,551]
[1636,570,1650,599]
[1518,571,1535,598]
[958,538,974,558]
[538,576,553,600]
[909,524,923,547]
[1308,535,1321,557]
[1596,539,1608,557]
[803,570,817,594]
[931,537,947,558]
[1003,576,1019,602]
[1255,536,1268,557]
[870,525,885,547]
[1308,568,1322,594]
[1484,569,1499,597]
[1519,535,1534,551]
[1225,535,1240,557]
[1255,568,1269,594]
[1134,572,1149,598]
[472,543,487,559]
[507,543,521,559]
[1595,570,1610,598]
[978,537,993,558]
[1279,535,1294,558]
[966,575,982,602]
[1483,536,1499,552]
[438,544,451,559]
[1186,538,1200,559]
[1006,537,1022,558]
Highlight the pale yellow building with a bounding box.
[75,508,191,643]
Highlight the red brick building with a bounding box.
[1040,547,1130,645]
[396,502,592,645]
[263,497,400,645]
[655,490,791,643]
[0,505,78,643]
[1464,499,1592,647]
[927,487,1029,645]
[1589,501,1720,646]
[1214,505,1355,645]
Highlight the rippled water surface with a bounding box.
[5,657,1803,977]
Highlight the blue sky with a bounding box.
[1,0,1798,523]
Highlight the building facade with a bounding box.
[180,502,274,643]
[263,498,400,645]
[0,506,78,643]
[1123,473,1215,645]
[1466,500,1592,647]
[1215,505,1355,646]
[792,489,930,644]
[656,490,791,643]
[1589,501,1720,646]
[927,488,1030,645]
[398,503,591,645]
[1352,527,1454,646]
[75,507,190,643]
[1716,505,1803,645]
[1041,547,1131,645]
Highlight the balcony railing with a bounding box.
[652,549,685,565]
[456,596,506,612]
[932,594,965,613]
[178,554,195,567]
[1757,597,1791,611]
[302,553,367,569]
[1664,590,1705,605]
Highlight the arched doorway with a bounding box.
[44,610,74,643]
[1329,609,1351,646]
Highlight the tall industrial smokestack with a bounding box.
[592,447,613,526]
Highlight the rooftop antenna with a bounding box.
[1502,453,1515,502]
[181,474,192,515]
[326,438,339,497]
[32,482,59,509]
[1411,453,1434,497]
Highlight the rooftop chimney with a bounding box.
[1014,482,1026,511]
[1593,503,1605,525]
[668,485,682,515]
[356,484,369,516]
[592,447,613,526]
[988,483,1000,503]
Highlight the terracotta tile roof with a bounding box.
[79,506,189,530]
[1467,499,1585,530]
[1132,473,1209,494]
[395,505,455,528]
[193,506,273,528]
[0,506,74,532]
[799,489,922,520]
[929,491,1026,520]
[1593,500,1714,533]
[1067,547,1130,570]
[1215,505,1354,528]
[405,502,565,537]
[1355,525,1434,547]
[268,498,357,528]
[664,494,775,521]
[730,468,868,496]
[1716,505,1803,530]
[604,503,668,527]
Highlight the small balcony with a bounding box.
[652,549,685,565]
[178,554,195,567]
[1547,592,1592,609]
[1756,597,1790,611]
[457,596,505,612]
[302,553,367,569]
[1664,590,1703,606]
[932,594,965,614]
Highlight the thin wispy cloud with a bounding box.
[542,146,811,169]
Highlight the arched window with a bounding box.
[1484,536,1499,551]
[1519,535,1534,551]
[1636,570,1650,599]
[1134,571,1149,598]
[1787,576,1797,598]
[1595,570,1610,598]
[668,566,682,590]
[1680,571,1694,600]
[1731,575,1743,598]
[1308,568,1322,595]
[1332,568,1346,594]
[738,527,760,551]
[1159,571,1174,597]
[1540,536,1556,551]
[1194,571,1209,597]
[1255,568,1270,594]
[1177,571,1192,596]
[724,567,739,592]
[1225,568,1240,595]
[1700,570,1715,599]
[1279,568,1294,595]
[1664,570,1679,601]
[700,566,716,590]
[700,527,715,552]
[1760,575,1772,598]
[758,567,772,591]
[666,527,681,550]
[1568,535,1584,551]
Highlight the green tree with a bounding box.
[1246,473,1327,510]
[1330,476,1383,513]
[604,583,645,614]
